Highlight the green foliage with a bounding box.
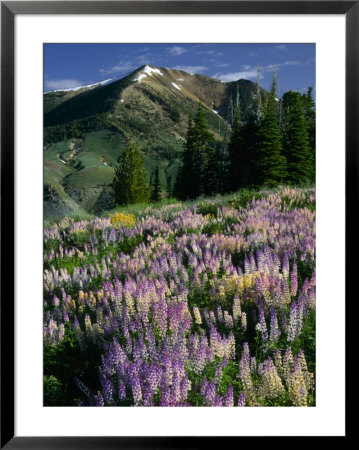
[175,104,215,199]
[112,143,150,206]
[44,326,103,406]
[151,165,161,202]
[44,375,63,406]
[301,87,316,183]
[44,114,115,145]
[226,107,243,192]
[282,91,312,185]
[256,83,287,186]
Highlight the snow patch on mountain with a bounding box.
[48,78,112,93]
[171,82,181,91]
[134,65,163,83]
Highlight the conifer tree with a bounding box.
[227,107,242,192]
[203,143,221,196]
[302,87,316,183]
[151,165,161,202]
[166,174,172,198]
[175,104,214,199]
[192,103,214,196]
[282,90,312,185]
[256,77,287,186]
[174,118,196,199]
[112,143,149,206]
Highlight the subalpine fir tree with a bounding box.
[282,90,312,185]
[256,77,287,186]
[192,103,214,196]
[175,104,214,199]
[203,143,222,196]
[151,165,161,202]
[166,174,172,198]
[302,87,316,183]
[227,107,242,192]
[112,143,149,206]
[174,118,196,199]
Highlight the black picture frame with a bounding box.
[1,1,353,447]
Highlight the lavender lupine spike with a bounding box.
[282,253,290,279]
[223,385,234,407]
[257,308,268,343]
[95,392,105,406]
[290,263,298,297]
[237,392,246,407]
[204,380,216,406]
[214,394,223,406]
[269,308,280,343]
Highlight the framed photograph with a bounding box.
[1,1,353,447]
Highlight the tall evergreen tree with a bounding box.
[282,90,312,185]
[256,77,287,186]
[174,118,196,199]
[302,87,316,182]
[203,143,222,196]
[227,107,243,192]
[151,165,161,202]
[166,174,172,198]
[112,143,149,206]
[192,103,214,196]
[175,104,214,199]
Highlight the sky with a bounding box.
[44,43,315,96]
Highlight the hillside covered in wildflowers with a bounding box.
[44,187,315,407]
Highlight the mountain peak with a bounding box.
[133,65,164,83]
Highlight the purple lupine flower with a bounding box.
[223,385,234,407]
[180,374,189,402]
[118,380,126,402]
[103,378,114,405]
[204,380,216,406]
[290,263,298,297]
[296,297,304,336]
[214,394,223,406]
[258,308,268,342]
[287,302,298,342]
[200,377,208,396]
[269,308,280,343]
[159,382,171,407]
[282,253,289,278]
[95,391,104,406]
[214,362,223,387]
[237,392,245,406]
[129,367,142,406]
